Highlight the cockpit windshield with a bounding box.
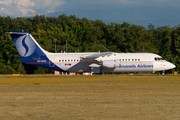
[154,57,164,61]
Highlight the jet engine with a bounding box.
[100,59,121,68]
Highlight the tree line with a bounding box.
[0,14,179,74]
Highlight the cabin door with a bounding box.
[145,57,150,62]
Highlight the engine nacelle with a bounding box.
[101,59,121,68]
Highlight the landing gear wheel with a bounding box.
[162,71,165,76]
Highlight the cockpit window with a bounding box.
[160,58,164,60]
[155,57,164,61]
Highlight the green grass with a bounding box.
[0,75,180,119]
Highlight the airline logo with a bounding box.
[14,35,36,57]
[120,64,153,68]
[65,63,71,66]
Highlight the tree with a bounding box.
[1,65,17,74]
[159,27,173,62]
[88,44,109,52]
[18,63,26,74]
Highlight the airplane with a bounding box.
[8,31,176,75]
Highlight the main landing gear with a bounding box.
[162,71,165,76]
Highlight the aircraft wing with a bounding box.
[81,52,113,59]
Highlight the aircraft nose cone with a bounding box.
[172,63,176,69]
[169,63,176,69]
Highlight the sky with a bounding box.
[0,0,179,17]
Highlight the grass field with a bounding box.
[0,75,180,120]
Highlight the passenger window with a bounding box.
[128,59,130,61]
[125,59,127,61]
[59,60,61,62]
[62,60,64,62]
[132,59,134,61]
[135,59,137,61]
[122,59,124,61]
[138,59,140,61]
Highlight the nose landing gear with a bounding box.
[162,71,165,76]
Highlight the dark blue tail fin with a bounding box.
[9,31,64,71]
[10,31,48,58]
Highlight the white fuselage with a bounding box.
[44,52,175,73]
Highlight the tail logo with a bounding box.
[15,35,36,57]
